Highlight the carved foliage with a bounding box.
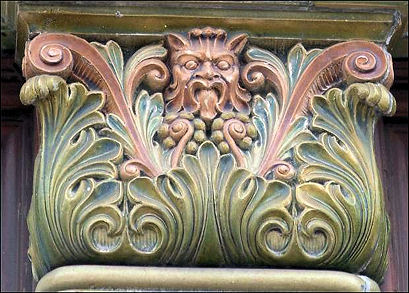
[21,76,123,279]
[21,29,394,283]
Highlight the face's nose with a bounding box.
[194,61,220,80]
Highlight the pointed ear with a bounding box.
[227,34,247,55]
[167,33,189,51]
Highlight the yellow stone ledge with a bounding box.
[36,265,380,292]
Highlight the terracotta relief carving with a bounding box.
[20,28,395,284]
[160,28,256,166]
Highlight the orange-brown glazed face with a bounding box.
[165,27,251,123]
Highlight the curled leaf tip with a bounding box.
[346,83,396,116]
[20,75,66,105]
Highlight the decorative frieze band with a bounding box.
[20,28,395,283]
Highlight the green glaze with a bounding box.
[21,76,123,280]
[21,39,394,285]
[14,1,408,67]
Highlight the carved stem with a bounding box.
[223,119,246,167]
[241,61,289,105]
[124,59,170,105]
[23,33,160,176]
[258,41,392,176]
[170,119,194,168]
[268,161,296,180]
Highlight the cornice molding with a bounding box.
[13,1,408,65]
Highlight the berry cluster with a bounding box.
[209,112,257,154]
[157,112,258,155]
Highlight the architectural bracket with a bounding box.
[15,2,403,291]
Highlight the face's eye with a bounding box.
[216,60,231,70]
[184,60,198,70]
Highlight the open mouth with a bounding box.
[194,87,221,101]
[186,79,227,122]
[195,88,218,122]
[189,79,225,102]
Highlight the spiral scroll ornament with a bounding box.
[257,218,293,257]
[21,31,394,284]
[241,63,266,91]
[157,116,195,167]
[223,119,248,166]
[120,160,142,180]
[169,119,192,142]
[296,215,335,259]
[125,59,170,103]
[342,45,393,88]
[40,44,65,65]
[23,41,74,79]
[127,202,168,255]
[266,161,296,181]
[241,60,289,104]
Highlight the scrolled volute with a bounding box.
[23,35,74,79]
[20,30,395,285]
